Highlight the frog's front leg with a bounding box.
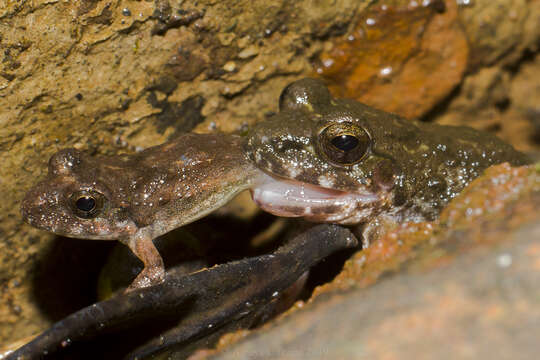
[123,228,165,291]
[359,214,401,249]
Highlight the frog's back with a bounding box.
[395,121,530,221]
[419,122,529,166]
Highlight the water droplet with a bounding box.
[61,338,71,347]
[497,253,512,268]
[323,58,334,68]
[379,66,393,76]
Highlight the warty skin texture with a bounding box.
[245,78,529,242]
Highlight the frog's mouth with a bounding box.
[250,172,381,225]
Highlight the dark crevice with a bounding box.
[419,82,463,123]
[146,92,206,137]
[31,238,115,322]
[504,48,537,75]
[300,243,359,301]
[494,97,511,112]
[19,218,358,360]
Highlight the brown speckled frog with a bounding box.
[245,78,530,245]
[21,133,260,290]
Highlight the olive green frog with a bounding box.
[245,78,530,243]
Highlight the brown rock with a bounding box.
[0,0,538,346]
[313,0,468,119]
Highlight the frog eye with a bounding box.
[318,123,371,165]
[70,190,104,219]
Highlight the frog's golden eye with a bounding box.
[70,190,104,219]
[318,123,371,165]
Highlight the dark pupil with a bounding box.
[76,196,96,212]
[331,135,359,151]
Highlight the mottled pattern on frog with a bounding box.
[22,133,257,240]
[245,78,530,223]
[22,132,263,289]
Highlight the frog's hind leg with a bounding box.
[123,229,165,291]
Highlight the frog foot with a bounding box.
[126,264,166,291]
[124,229,166,291]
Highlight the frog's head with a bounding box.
[21,149,138,240]
[246,78,416,224]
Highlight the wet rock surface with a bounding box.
[314,0,468,119]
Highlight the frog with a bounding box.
[245,78,530,245]
[21,132,262,290]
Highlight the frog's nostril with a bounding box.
[21,186,56,225]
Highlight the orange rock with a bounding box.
[313,0,468,119]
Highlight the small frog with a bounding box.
[21,133,260,290]
[245,78,530,244]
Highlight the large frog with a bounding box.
[245,78,530,244]
[21,133,261,290]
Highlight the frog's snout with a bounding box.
[21,183,53,228]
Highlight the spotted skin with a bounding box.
[245,78,530,237]
[21,133,261,290]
